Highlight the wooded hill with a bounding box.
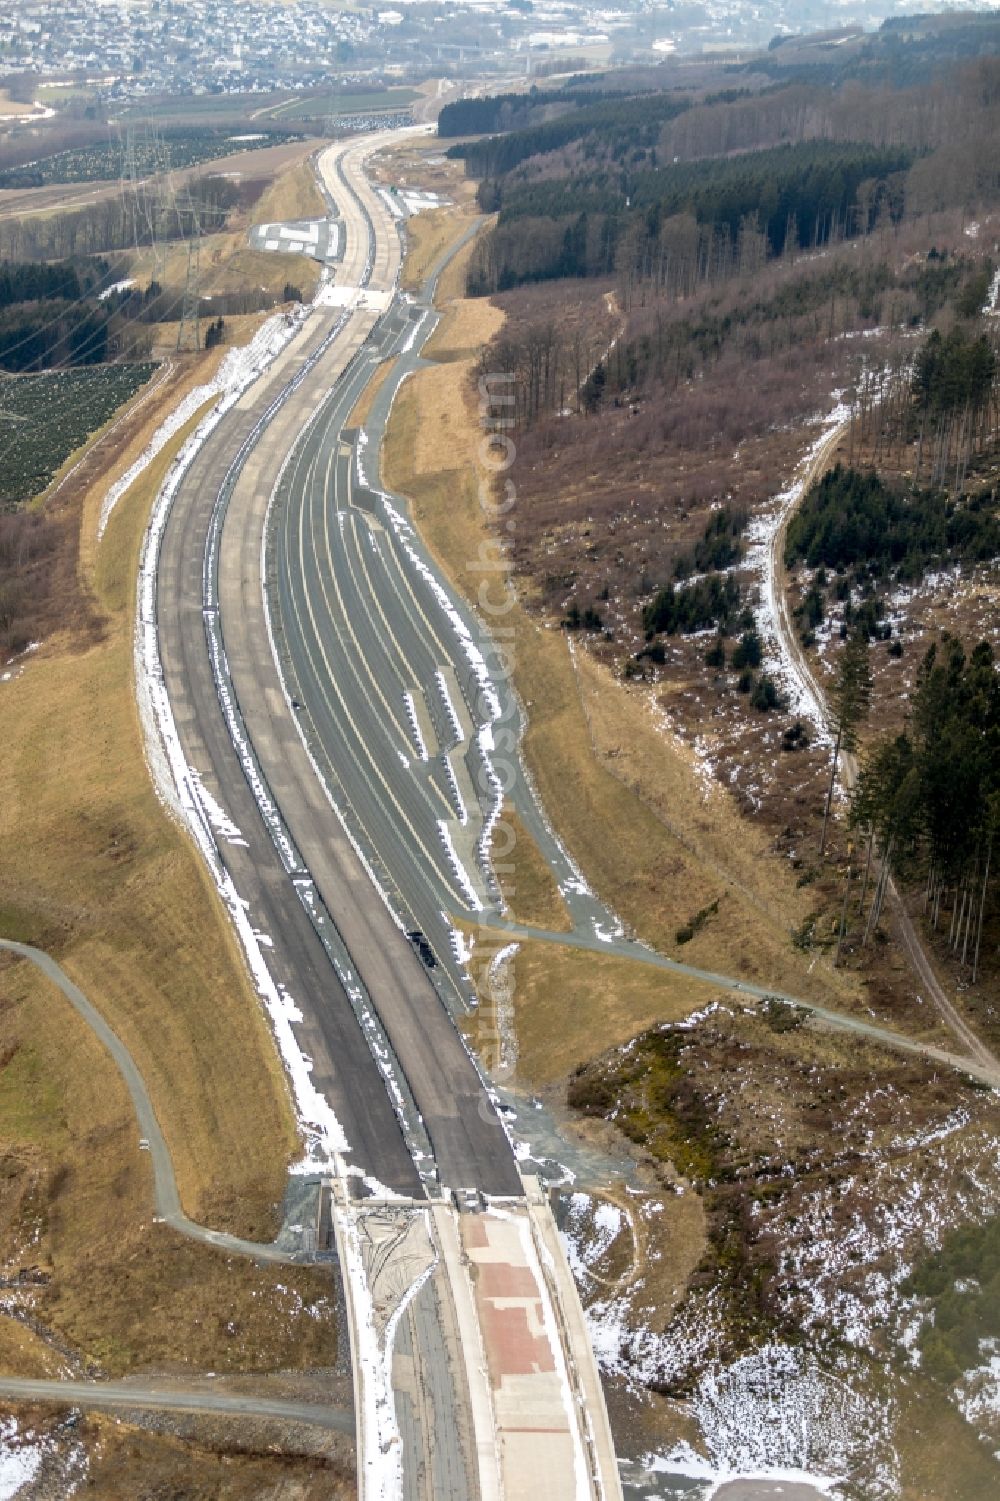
[436,85,657,141]
[450,44,1000,297]
[753,10,1000,87]
[0,171,263,265]
[469,140,913,293]
[0,256,132,370]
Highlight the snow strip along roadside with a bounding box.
[200,322,438,1190]
[124,137,443,1501]
[134,392,352,1172]
[98,307,310,541]
[132,289,436,1193]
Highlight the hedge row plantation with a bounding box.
[0,364,155,508]
[0,126,298,189]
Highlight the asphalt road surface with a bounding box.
[157,144,420,1196]
[265,211,630,1012]
[0,939,324,1262]
[0,1376,353,1435]
[157,133,520,1197]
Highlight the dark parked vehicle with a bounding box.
[406,930,436,969]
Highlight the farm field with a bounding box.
[265,86,419,119]
[0,363,156,508]
[0,127,302,188]
[114,91,295,123]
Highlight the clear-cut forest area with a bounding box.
[436,17,1000,1496]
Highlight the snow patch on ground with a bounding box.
[450,925,475,966]
[569,1090,1000,1493]
[0,1419,43,1501]
[98,307,308,540]
[484,940,519,1075]
[593,916,625,944]
[777,1124,1000,1351]
[599,1318,897,1494]
[97,277,134,301]
[437,819,483,910]
[956,1345,1000,1433]
[0,1416,87,1500]
[435,667,464,745]
[133,310,350,1171]
[983,265,1000,316]
[693,1343,897,1495]
[0,640,40,684]
[744,399,850,740]
[639,1439,840,1496]
[559,1191,626,1285]
[441,753,468,824]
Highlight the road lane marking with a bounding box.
[282,440,477,912]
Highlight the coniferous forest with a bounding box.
[853,638,999,979]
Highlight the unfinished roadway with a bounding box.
[151,129,622,1501]
[157,133,518,1200]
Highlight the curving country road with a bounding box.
[0,938,326,1262]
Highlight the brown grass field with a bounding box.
[69,1413,354,1500]
[497,939,718,1086]
[489,805,572,935]
[400,204,477,294]
[0,339,339,1392]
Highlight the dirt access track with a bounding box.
[769,419,999,1076]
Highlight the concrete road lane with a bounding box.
[157,130,519,1197]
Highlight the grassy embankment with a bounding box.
[400,207,475,294]
[0,328,335,1377]
[383,222,864,1088]
[126,149,327,354]
[346,355,396,429]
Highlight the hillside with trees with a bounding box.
[410,23,1000,1497]
[449,41,1000,297]
[852,637,999,979]
[463,29,1000,1024]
